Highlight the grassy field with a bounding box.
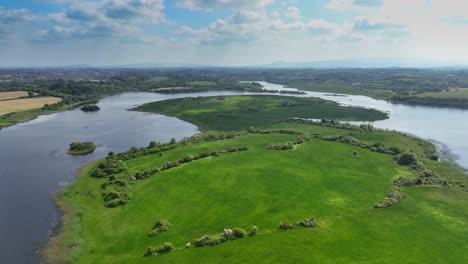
[188,81,218,86]
[133,95,388,131]
[0,91,29,101]
[47,95,468,263]
[0,97,62,116]
[416,88,468,99]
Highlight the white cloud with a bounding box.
[172,0,275,10]
[36,0,167,42]
[179,8,340,45]
[285,6,302,20]
[326,0,381,11]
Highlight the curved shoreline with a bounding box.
[43,160,101,264]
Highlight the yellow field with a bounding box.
[0,91,29,101]
[0,97,62,115]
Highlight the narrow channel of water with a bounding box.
[1,82,468,263]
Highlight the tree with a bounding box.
[170,138,177,144]
[397,152,417,166]
[27,91,34,98]
[148,141,158,148]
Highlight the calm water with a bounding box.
[1,83,468,263]
[0,91,245,263]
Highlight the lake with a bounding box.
[1,82,467,263]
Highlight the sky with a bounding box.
[1,0,468,67]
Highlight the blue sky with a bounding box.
[1,0,468,66]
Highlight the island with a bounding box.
[67,141,96,156]
[80,105,100,112]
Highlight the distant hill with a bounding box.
[255,58,468,69]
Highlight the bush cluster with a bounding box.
[101,178,132,207]
[269,143,294,150]
[193,227,247,248]
[148,219,171,237]
[397,152,417,166]
[144,242,175,257]
[279,218,318,230]
[91,156,127,178]
[374,187,406,209]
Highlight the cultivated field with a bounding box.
[0,97,62,115]
[0,91,29,101]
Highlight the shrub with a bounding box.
[297,218,317,228]
[145,242,175,257]
[397,153,417,166]
[148,219,171,237]
[248,226,258,236]
[279,222,295,230]
[430,154,439,161]
[231,227,246,238]
[374,187,406,209]
[393,176,414,187]
[352,151,359,156]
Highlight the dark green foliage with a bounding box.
[148,141,159,148]
[134,95,388,131]
[148,219,171,237]
[279,222,295,230]
[91,157,127,178]
[230,227,247,239]
[397,153,417,166]
[135,168,160,180]
[101,178,132,207]
[68,141,96,155]
[193,227,247,248]
[280,218,318,230]
[248,226,258,237]
[144,242,175,257]
[430,154,439,161]
[80,105,100,112]
[297,218,318,228]
[269,143,294,150]
[393,176,414,187]
[374,187,406,209]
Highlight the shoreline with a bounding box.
[42,160,101,264]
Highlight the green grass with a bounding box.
[48,96,468,264]
[0,106,65,128]
[133,95,388,131]
[188,81,217,86]
[47,129,468,264]
[417,89,468,99]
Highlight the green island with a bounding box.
[4,68,468,129]
[68,142,97,156]
[45,95,468,264]
[80,105,101,112]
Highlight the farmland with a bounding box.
[0,96,62,116]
